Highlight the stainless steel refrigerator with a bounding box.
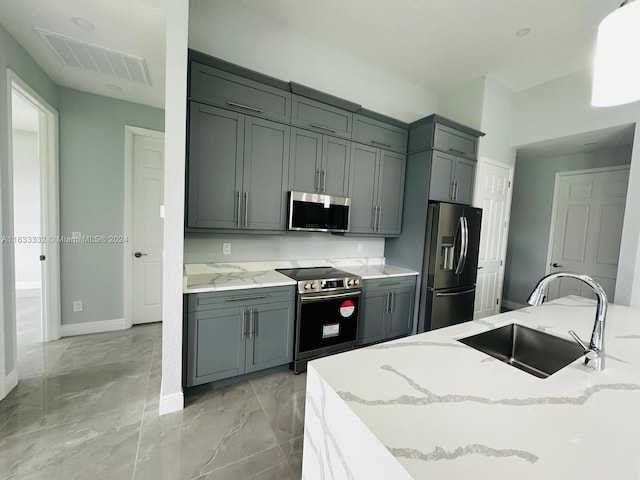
[418,202,482,332]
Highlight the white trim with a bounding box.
[502,300,528,311]
[3,369,18,398]
[124,126,164,329]
[16,281,41,290]
[8,69,61,344]
[545,165,631,276]
[159,391,184,416]
[61,318,126,337]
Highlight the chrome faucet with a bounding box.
[527,272,607,371]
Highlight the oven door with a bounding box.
[296,290,360,360]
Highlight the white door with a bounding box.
[547,167,629,301]
[132,133,164,324]
[473,160,513,318]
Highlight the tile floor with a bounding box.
[1,293,305,479]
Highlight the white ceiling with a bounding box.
[516,124,636,161]
[0,0,166,109]
[0,0,622,108]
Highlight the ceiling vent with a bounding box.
[35,28,151,86]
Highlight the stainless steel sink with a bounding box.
[458,323,585,378]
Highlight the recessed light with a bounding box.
[107,84,122,92]
[516,28,531,37]
[71,16,95,31]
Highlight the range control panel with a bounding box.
[298,276,361,294]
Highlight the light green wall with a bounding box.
[438,76,485,131]
[58,87,164,325]
[0,21,58,375]
[503,146,632,305]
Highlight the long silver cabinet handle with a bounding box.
[243,309,250,338]
[226,294,268,302]
[450,182,455,200]
[226,101,263,113]
[454,181,459,201]
[385,292,390,314]
[435,287,476,297]
[253,309,258,337]
[314,169,320,192]
[448,147,464,155]
[377,206,382,232]
[371,140,392,148]
[310,123,336,133]
[300,291,362,302]
[249,309,255,338]
[391,291,395,313]
[244,192,249,227]
[321,169,326,192]
[236,191,241,227]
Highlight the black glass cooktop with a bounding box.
[276,267,353,281]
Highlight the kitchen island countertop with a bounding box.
[302,295,640,479]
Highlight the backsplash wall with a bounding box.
[184,232,385,264]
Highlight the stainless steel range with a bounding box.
[276,267,362,373]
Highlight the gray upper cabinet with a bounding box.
[289,128,350,197]
[352,114,408,154]
[187,101,290,231]
[407,114,484,160]
[190,62,292,124]
[291,95,352,140]
[243,117,290,230]
[428,150,475,205]
[348,143,406,236]
[187,103,244,229]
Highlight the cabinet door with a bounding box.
[357,291,387,346]
[429,150,455,202]
[243,117,290,230]
[291,95,352,140]
[386,287,415,339]
[452,158,476,205]
[377,151,406,235]
[246,301,294,373]
[433,123,478,160]
[348,143,379,234]
[352,114,408,154]
[187,103,244,229]
[289,128,322,193]
[321,136,350,197]
[187,307,246,386]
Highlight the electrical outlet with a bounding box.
[223,242,231,255]
[357,242,364,253]
[73,300,83,312]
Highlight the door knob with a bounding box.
[551,262,563,268]
[134,252,148,258]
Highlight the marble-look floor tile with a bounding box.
[0,408,141,480]
[251,371,307,443]
[196,446,295,480]
[279,435,304,478]
[134,382,279,480]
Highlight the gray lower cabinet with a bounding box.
[288,128,350,197]
[428,150,475,205]
[185,287,295,387]
[187,102,290,230]
[348,143,406,236]
[358,276,416,346]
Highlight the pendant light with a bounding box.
[592,0,640,107]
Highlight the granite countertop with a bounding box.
[302,296,640,479]
[183,259,418,293]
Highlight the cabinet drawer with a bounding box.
[433,124,477,159]
[363,275,417,293]
[190,62,292,124]
[190,286,295,312]
[291,95,352,139]
[352,115,408,154]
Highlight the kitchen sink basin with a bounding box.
[458,323,585,378]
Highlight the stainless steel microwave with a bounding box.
[287,191,351,233]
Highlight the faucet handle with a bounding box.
[569,330,600,362]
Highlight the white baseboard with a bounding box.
[16,281,41,290]
[61,318,126,337]
[159,391,184,415]
[502,300,528,311]
[3,369,18,399]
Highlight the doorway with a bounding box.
[124,126,165,327]
[545,166,630,301]
[7,70,60,388]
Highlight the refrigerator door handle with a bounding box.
[454,216,466,274]
[435,287,476,297]
[455,216,469,275]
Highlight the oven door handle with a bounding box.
[299,291,362,302]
